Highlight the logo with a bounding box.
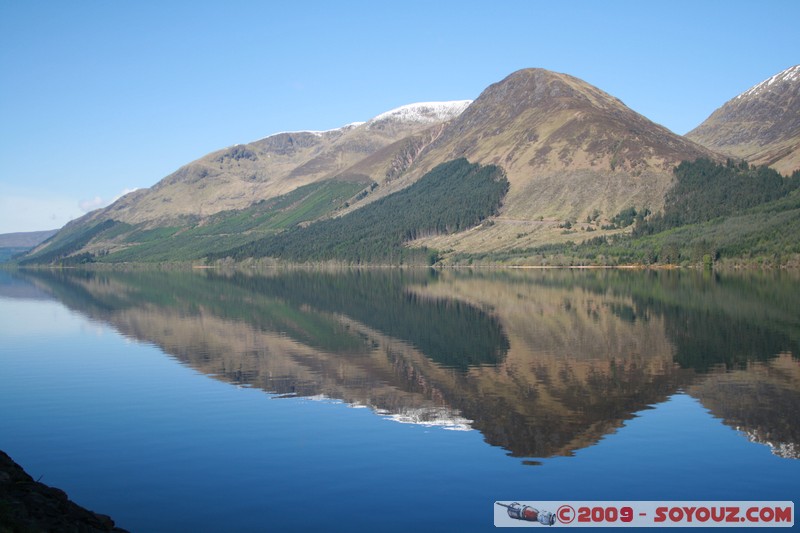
[496,502,556,526]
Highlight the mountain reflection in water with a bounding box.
[15,268,800,461]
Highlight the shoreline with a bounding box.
[0,450,128,533]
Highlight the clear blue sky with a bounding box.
[1,0,798,233]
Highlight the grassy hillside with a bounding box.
[377,69,717,257]
[102,179,366,263]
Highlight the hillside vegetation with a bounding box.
[635,159,800,234]
[19,179,366,265]
[209,159,509,265]
[452,159,800,267]
[15,159,799,268]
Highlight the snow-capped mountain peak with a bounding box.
[737,64,800,100]
[255,102,470,143]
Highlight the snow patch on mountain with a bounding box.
[253,101,470,144]
[737,65,800,100]
[255,121,365,143]
[367,100,472,126]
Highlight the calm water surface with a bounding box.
[1,269,798,532]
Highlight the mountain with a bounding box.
[377,68,717,255]
[687,65,800,175]
[20,101,471,264]
[0,229,58,248]
[95,100,472,226]
[20,68,720,265]
[0,229,58,263]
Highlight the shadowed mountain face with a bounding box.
[687,65,800,175]
[15,268,800,460]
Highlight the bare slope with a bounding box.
[687,65,800,175]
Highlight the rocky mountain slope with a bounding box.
[687,65,800,175]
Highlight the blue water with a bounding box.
[1,270,798,532]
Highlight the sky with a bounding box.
[1,0,798,234]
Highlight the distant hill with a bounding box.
[0,229,57,247]
[0,230,57,263]
[687,65,800,175]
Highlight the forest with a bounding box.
[210,158,509,265]
[634,158,800,236]
[467,159,800,267]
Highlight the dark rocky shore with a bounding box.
[0,450,128,533]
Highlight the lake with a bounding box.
[1,268,798,531]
